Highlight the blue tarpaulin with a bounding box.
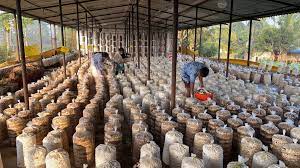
[288,49,300,54]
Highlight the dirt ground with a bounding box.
[0,140,17,168]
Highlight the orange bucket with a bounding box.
[194,90,213,101]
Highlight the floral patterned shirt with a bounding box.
[181,61,206,83]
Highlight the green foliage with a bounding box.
[198,26,219,58]
[199,44,218,57]
[0,13,13,32]
[0,45,14,63]
[252,14,300,55]
[181,30,190,48]
[180,13,300,60]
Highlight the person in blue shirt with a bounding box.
[91,52,111,76]
[181,61,209,97]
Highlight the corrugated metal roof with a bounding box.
[0,0,299,30]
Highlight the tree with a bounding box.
[22,17,33,46]
[253,14,300,55]
[0,12,13,58]
[198,26,219,58]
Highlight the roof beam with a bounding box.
[70,11,171,25]
[138,5,213,23]
[67,18,125,26]
[168,0,209,19]
[23,0,75,24]
[70,20,167,30]
[64,16,126,24]
[263,0,300,8]
[179,2,245,18]
[67,11,127,21]
[77,1,100,26]
[22,0,101,12]
[44,4,129,19]
[65,15,172,28]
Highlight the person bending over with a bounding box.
[181,61,209,97]
[91,52,111,76]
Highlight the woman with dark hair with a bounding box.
[181,61,209,97]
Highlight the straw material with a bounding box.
[42,131,63,153]
[185,118,202,148]
[191,104,205,117]
[181,156,204,168]
[52,116,72,140]
[45,148,71,168]
[260,122,279,145]
[133,131,153,163]
[240,137,262,166]
[271,134,292,159]
[238,111,251,122]
[6,116,26,146]
[160,120,178,147]
[169,143,189,168]
[51,129,69,152]
[265,115,282,125]
[203,144,223,168]
[95,144,116,167]
[252,151,278,168]
[132,121,148,141]
[252,107,267,120]
[0,113,8,142]
[154,112,169,145]
[140,141,160,159]
[208,104,221,117]
[226,103,240,115]
[162,129,183,165]
[278,121,296,135]
[290,127,300,141]
[176,112,191,135]
[281,143,300,168]
[193,132,214,159]
[216,127,233,163]
[96,160,121,168]
[172,106,182,118]
[267,106,283,117]
[197,112,213,127]
[16,132,36,167]
[227,161,248,168]
[27,145,47,168]
[3,107,17,117]
[73,131,95,167]
[139,156,162,168]
[208,118,224,136]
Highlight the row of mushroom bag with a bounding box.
[1,52,299,168]
[120,55,300,168]
[0,57,86,168]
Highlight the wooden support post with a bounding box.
[76,0,81,64]
[59,0,67,79]
[136,0,140,68]
[38,19,44,66]
[226,0,234,77]
[218,24,222,60]
[13,12,20,62]
[193,7,198,61]
[16,0,29,109]
[247,19,253,66]
[171,0,178,110]
[147,0,151,80]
